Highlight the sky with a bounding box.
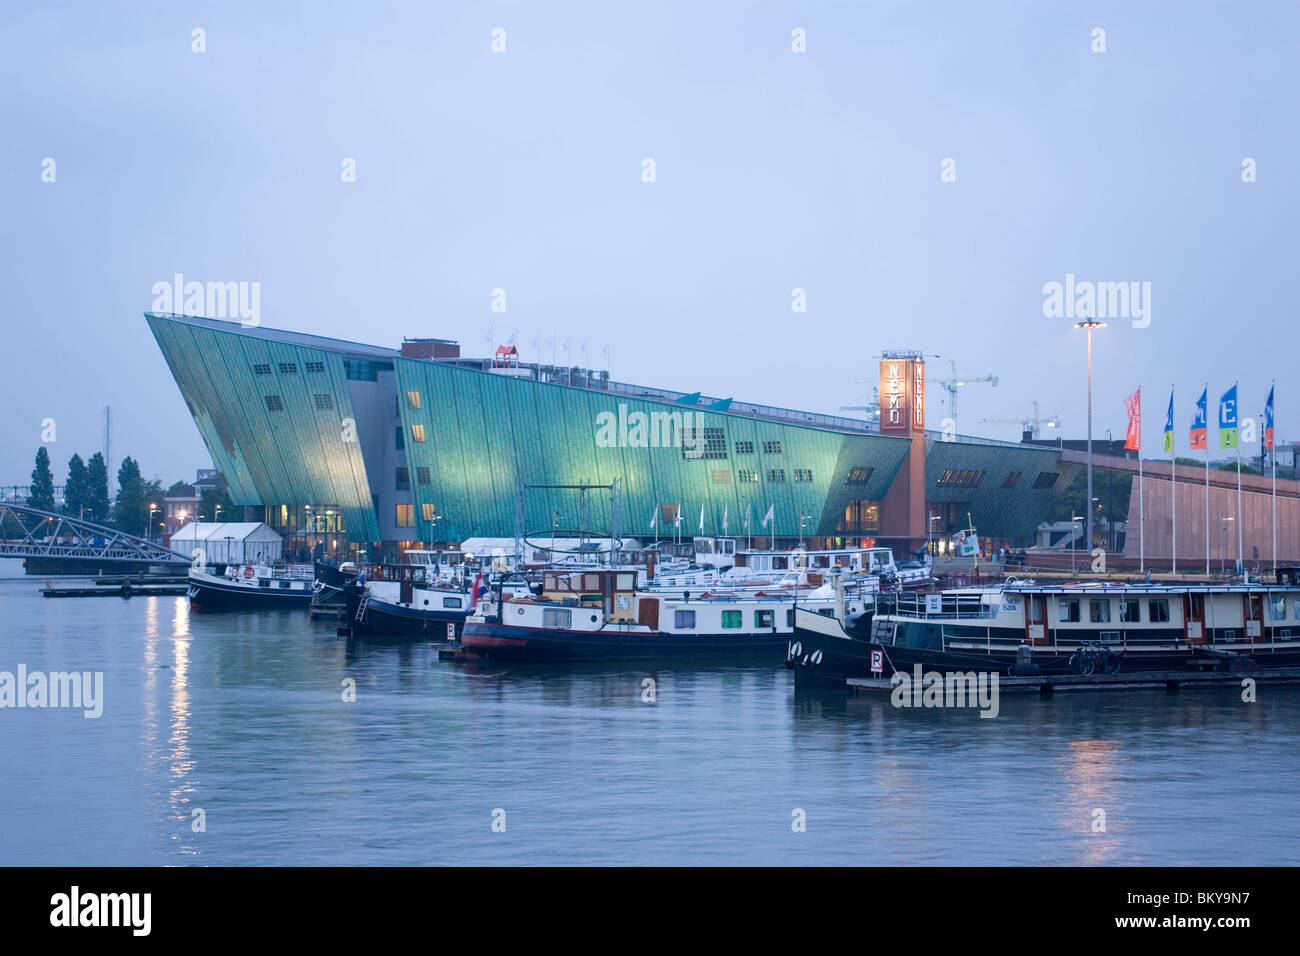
[2,0,1297,488]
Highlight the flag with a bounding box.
[1163,390,1174,453]
[1123,389,1141,451]
[722,504,728,533]
[698,503,704,532]
[1190,388,1208,449]
[673,504,682,527]
[470,573,487,609]
[1219,385,1238,449]
[743,504,751,530]
[649,506,657,529]
[1265,384,1275,450]
[760,504,774,528]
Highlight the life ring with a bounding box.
[243,565,255,580]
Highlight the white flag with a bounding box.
[674,504,682,527]
[722,505,728,533]
[761,504,774,528]
[699,503,704,532]
[743,504,751,530]
[649,506,657,529]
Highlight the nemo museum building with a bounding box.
[146,312,1077,562]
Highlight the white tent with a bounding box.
[169,522,283,565]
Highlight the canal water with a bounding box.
[2,564,1298,866]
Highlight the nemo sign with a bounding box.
[880,358,925,433]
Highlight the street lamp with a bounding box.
[1075,319,1106,560]
[799,512,809,549]
[147,504,159,542]
[1071,515,1084,573]
[1220,516,1234,574]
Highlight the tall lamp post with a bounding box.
[147,505,159,543]
[1220,516,1234,574]
[1075,319,1106,555]
[1071,515,1084,573]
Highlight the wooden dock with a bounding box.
[43,581,189,598]
[847,666,1300,695]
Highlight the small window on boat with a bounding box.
[1222,629,1239,642]
[789,609,797,625]
[721,610,742,629]
[443,597,462,609]
[1149,599,1170,623]
[1269,596,1286,620]
[259,579,271,588]
[755,609,774,628]
[674,610,696,629]
[1188,595,1204,618]
[583,574,600,591]
[1059,599,1080,623]
[617,573,634,590]
[542,608,571,628]
[1294,597,1300,619]
[773,556,788,570]
[1089,599,1111,623]
[1119,599,1141,622]
[1099,630,1122,643]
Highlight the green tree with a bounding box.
[1218,461,1261,476]
[200,485,234,522]
[165,479,192,497]
[1050,467,1133,525]
[28,447,56,512]
[113,456,147,536]
[85,453,111,524]
[64,453,88,517]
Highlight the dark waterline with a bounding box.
[2,564,1297,865]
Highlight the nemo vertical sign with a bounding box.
[880,358,925,433]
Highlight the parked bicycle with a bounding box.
[1069,641,1124,676]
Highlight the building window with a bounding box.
[264,395,284,411]
[1033,472,1060,489]
[416,467,431,485]
[845,466,872,485]
[794,469,812,483]
[396,468,410,491]
[674,609,696,629]
[762,440,782,454]
[421,503,437,522]
[395,426,405,450]
[1002,471,1021,488]
[253,363,272,376]
[937,469,985,487]
[343,359,380,381]
[767,469,785,483]
[838,500,880,534]
[278,362,298,374]
[305,361,325,373]
[721,610,742,629]
[738,469,758,483]
[711,470,731,484]
[734,441,754,454]
[1090,599,1111,623]
[411,424,427,442]
[406,391,422,410]
[313,393,334,410]
[1149,599,1170,623]
[682,426,727,460]
[396,504,414,527]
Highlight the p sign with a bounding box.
[446,622,456,641]
[870,650,884,674]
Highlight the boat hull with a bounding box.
[344,585,468,640]
[188,574,314,610]
[461,621,790,661]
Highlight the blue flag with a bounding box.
[1219,385,1238,449]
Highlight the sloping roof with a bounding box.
[170,522,279,542]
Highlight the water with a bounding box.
[2,563,1298,865]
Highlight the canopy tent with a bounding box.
[169,522,283,565]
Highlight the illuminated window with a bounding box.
[794,469,812,482]
[937,469,985,487]
[406,391,422,409]
[396,504,414,527]
[421,504,437,522]
[411,424,427,442]
[845,467,872,485]
[737,469,758,483]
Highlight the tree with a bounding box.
[28,447,56,512]
[113,457,148,536]
[85,453,111,524]
[200,485,234,522]
[1050,467,1133,525]
[165,479,192,497]
[64,453,88,518]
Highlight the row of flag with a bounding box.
[1124,384,1277,454]
[649,502,776,533]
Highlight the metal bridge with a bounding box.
[0,503,190,565]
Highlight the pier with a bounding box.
[846,666,1300,695]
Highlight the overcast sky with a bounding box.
[3,0,1296,487]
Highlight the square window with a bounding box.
[754,609,774,628]
[264,395,284,411]
[1059,599,1080,623]
[543,608,571,628]
[737,469,758,483]
[674,609,696,629]
[1090,599,1111,623]
[406,391,422,409]
[313,393,333,410]
[253,363,271,376]
[794,469,812,482]
[762,440,782,454]
[305,361,325,373]
[416,467,431,485]
[411,424,427,442]
[845,466,872,485]
[767,469,785,482]
[278,362,298,374]
[734,441,754,454]
[1149,599,1170,623]
[721,610,741,629]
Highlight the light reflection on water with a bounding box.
[1,572,1298,866]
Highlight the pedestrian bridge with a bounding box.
[0,503,189,565]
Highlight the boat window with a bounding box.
[773,556,788,570]
[1248,595,1262,619]
[1149,599,1170,623]
[1295,597,1300,619]
[1027,596,1045,623]
[1089,599,1111,623]
[1119,598,1140,622]
[542,608,571,628]
[787,609,796,626]
[617,573,634,590]
[583,574,600,591]
[755,609,774,628]
[259,580,271,589]
[1269,596,1286,621]
[1188,595,1204,618]
[1099,630,1122,643]
[674,610,696,629]
[721,610,742,629]
[443,597,462,609]
[1059,599,1080,623]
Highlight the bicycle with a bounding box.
[1069,641,1124,676]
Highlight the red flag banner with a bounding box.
[1124,389,1141,451]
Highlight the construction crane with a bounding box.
[839,381,880,424]
[981,401,1059,439]
[931,360,998,422]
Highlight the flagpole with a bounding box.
[1138,387,1144,573]
[1204,383,1210,575]
[1235,381,1243,578]
[1270,382,1277,571]
[1170,385,1176,575]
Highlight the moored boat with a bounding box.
[188,563,316,610]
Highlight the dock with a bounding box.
[42,581,189,598]
[846,666,1300,695]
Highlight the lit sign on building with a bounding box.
[880,358,925,433]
